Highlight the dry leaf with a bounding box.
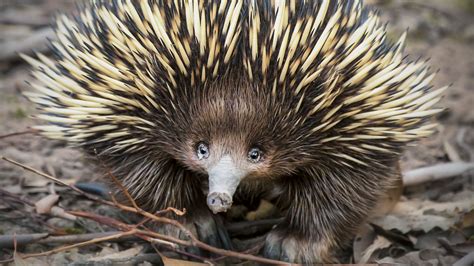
[35,194,59,214]
[359,236,392,263]
[372,198,474,233]
[403,162,474,186]
[161,253,208,266]
[461,210,474,229]
[371,174,403,218]
[50,206,76,221]
[353,223,377,263]
[4,185,22,194]
[14,252,48,266]
[13,252,29,266]
[88,246,143,262]
[23,178,49,188]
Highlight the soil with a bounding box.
[0,0,473,265]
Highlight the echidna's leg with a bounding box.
[103,156,232,253]
[262,169,395,263]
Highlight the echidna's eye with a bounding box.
[196,142,209,160]
[248,147,263,163]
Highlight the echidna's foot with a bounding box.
[262,229,335,263]
[152,210,232,257]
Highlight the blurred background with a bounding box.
[0,0,473,264]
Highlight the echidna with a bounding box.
[23,0,446,263]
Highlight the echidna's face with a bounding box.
[185,133,274,214]
[173,81,304,213]
[190,138,271,212]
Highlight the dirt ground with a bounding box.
[0,0,473,265]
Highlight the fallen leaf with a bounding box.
[371,174,403,218]
[23,178,49,188]
[461,210,474,229]
[35,194,59,214]
[50,206,76,221]
[4,185,22,194]
[360,236,392,263]
[375,214,453,233]
[13,252,29,266]
[14,252,48,266]
[372,198,474,233]
[88,246,143,262]
[353,223,377,263]
[161,253,208,266]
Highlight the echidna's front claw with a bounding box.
[153,209,233,258]
[261,228,337,263]
[191,211,233,251]
[262,230,294,263]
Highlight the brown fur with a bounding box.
[93,70,403,263]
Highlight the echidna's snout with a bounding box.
[206,155,246,213]
[207,192,233,214]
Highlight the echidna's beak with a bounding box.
[207,155,245,214]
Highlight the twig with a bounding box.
[135,207,186,228]
[148,225,213,264]
[456,128,474,161]
[20,230,138,259]
[0,129,38,140]
[0,234,49,249]
[72,207,286,264]
[226,218,283,237]
[0,231,140,249]
[0,188,35,206]
[38,232,139,245]
[402,162,474,186]
[0,28,55,61]
[438,238,467,257]
[454,252,474,266]
[212,240,265,262]
[106,169,142,211]
[2,156,286,265]
[2,157,112,206]
[153,244,212,264]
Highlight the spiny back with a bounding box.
[23,0,445,167]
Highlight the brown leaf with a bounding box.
[50,206,77,221]
[461,209,474,229]
[372,198,473,233]
[353,223,377,263]
[13,252,29,266]
[88,246,143,262]
[359,236,392,263]
[161,254,208,266]
[35,194,59,214]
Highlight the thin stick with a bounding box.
[0,129,38,140]
[0,232,140,249]
[2,157,112,206]
[106,168,142,211]
[70,210,284,264]
[212,240,265,262]
[3,156,287,265]
[403,162,474,186]
[20,230,138,259]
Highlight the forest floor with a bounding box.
[0,0,473,265]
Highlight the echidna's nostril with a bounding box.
[208,197,221,206]
[207,192,232,214]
